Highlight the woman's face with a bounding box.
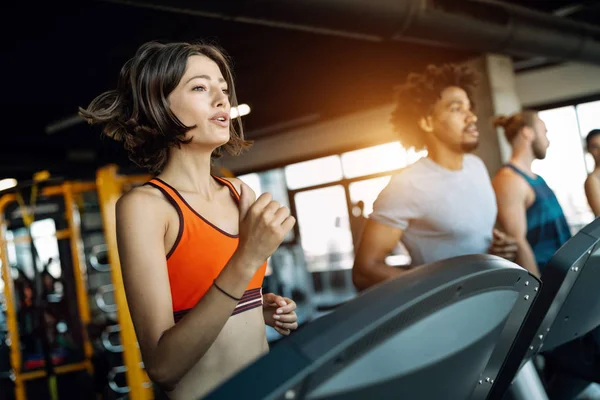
[168,55,231,150]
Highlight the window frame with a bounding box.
[529,93,600,113]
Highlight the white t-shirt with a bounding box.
[370,154,497,267]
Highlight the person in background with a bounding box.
[584,129,600,216]
[349,200,366,251]
[492,111,571,277]
[353,64,517,291]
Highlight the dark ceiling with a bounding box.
[1,0,599,182]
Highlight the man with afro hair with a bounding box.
[353,64,516,290]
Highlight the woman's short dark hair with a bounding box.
[79,41,252,174]
[390,64,479,151]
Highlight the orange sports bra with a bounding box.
[145,177,267,322]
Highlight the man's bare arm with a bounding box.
[585,175,600,217]
[352,219,406,291]
[492,170,541,277]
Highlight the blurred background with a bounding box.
[1,1,600,399]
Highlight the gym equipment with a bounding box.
[0,178,96,400]
[1,170,154,399]
[488,217,600,399]
[89,244,110,273]
[95,284,118,314]
[205,254,539,400]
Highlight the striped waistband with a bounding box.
[232,287,263,316]
[173,287,263,323]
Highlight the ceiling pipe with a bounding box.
[101,0,600,65]
[400,0,600,64]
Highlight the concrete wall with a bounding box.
[464,54,516,176]
[516,63,600,108]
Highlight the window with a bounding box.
[348,176,392,218]
[575,100,600,173]
[533,99,600,231]
[237,172,262,196]
[238,168,294,245]
[236,141,422,274]
[7,219,62,279]
[294,186,354,272]
[341,142,406,179]
[285,141,421,272]
[284,156,343,190]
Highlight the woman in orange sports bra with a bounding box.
[79,41,298,399]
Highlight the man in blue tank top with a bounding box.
[492,111,571,277]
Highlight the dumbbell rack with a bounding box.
[1,284,11,400]
[0,182,96,400]
[91,249,150,398]
[83,197,128,399]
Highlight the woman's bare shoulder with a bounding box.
[116,184,172,221]
[220,177,256,199]
[221,177,242,191]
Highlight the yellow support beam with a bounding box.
[0,194,25,400]
[41,182,96,197]
[54,361,89,375]
[63,182,95,376]
[19,369,47,382]
[118,174,151,185]
[18,361,91,382]
[96,165,153,400]
[3,228,71,245]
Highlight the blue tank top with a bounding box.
[505,164,571,271]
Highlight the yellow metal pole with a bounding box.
[96,165,153,400]
[7,229,70,245]
[41,182,96,197]
[19,369,46,382]
[62,182,95,375]
[54,361,89,375]
[0,194,26,400]
[118,175,151,185]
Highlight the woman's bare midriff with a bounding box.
[166,307,269,399]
